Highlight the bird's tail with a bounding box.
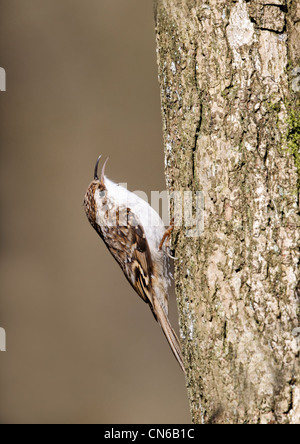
[153,300,186,374]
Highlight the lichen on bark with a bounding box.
[155,0,300,424]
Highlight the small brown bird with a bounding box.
[83,156,185,373]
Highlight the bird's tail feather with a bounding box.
[154,300,186,374]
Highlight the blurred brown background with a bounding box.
[0,0,190,424]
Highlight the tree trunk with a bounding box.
[155,0,300,424]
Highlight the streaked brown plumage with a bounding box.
[83,156,185,373]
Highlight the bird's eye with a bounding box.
[99,190,106,198]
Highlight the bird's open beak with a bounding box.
[94,155,102,181]
[94,155,109,187]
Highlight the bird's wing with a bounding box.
[100,208,155,312]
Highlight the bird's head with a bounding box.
[83,155,109,225]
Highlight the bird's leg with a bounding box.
[159,218,175,251]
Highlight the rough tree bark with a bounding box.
[155,0,300,424]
